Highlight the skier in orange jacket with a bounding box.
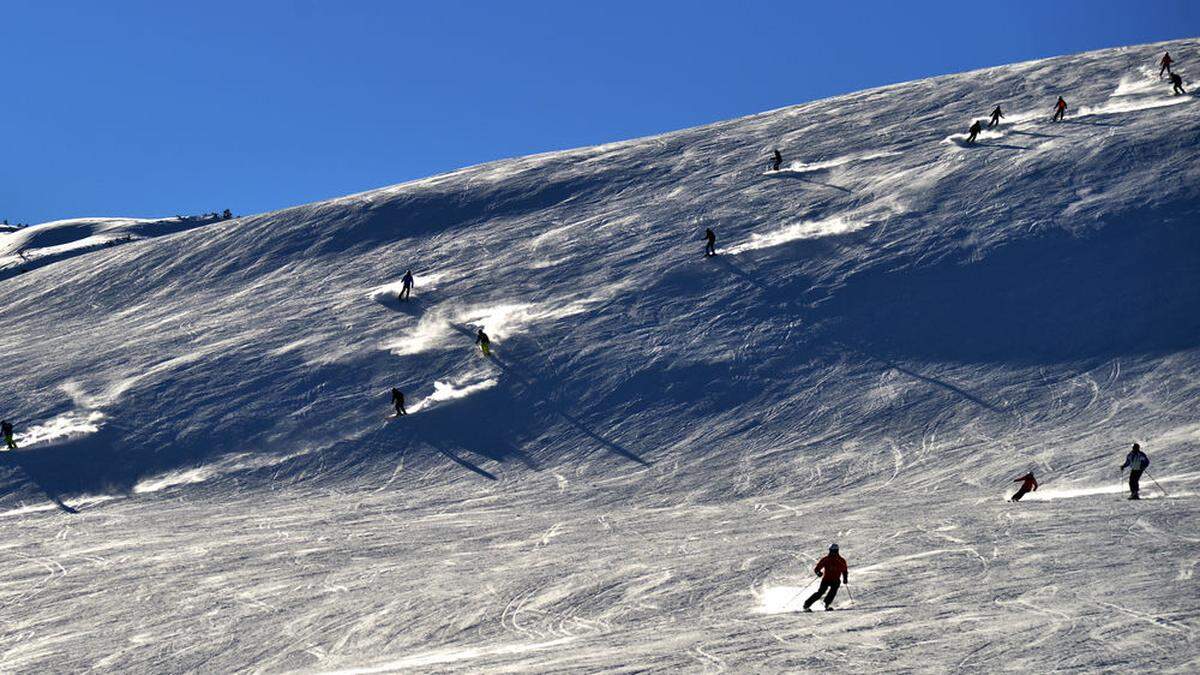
[1011,472,1038,501]
[803,543,849,611]
[1052,96,1067,122]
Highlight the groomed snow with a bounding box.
[1,39,1198,672]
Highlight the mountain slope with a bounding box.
[0,216,224,281]
[0,39,1198,672]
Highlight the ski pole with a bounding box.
[846,584,854,604]
[786,577,819,609]
[1145,470,1169,497]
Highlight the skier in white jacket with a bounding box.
[1120,443,1150,500]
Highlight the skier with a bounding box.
[1170,72,1187,95]
[771,149,783,172]
[1120,443,1150,500]
[398,270,414,301]
[390,388,407,416]
[1,420,16,450]
[988,106,1004,128]
[966,120,983,144]
[1052,96,1067,122]
[1160,52,1174,78]
[475,328,491,357]
[803,543,849,612]
[704,227,717,257]
[1010,472,1038,502]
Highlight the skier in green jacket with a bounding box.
[475,328,491,357]
[2,420,17,450]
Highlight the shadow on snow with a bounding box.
[813,210,1200,363]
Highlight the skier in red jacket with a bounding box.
[803,543,849,611]
[1160,52,1174,78]
[1010,472,1038,501]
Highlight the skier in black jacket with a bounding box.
[1170,72,1187,95]
[966,120,983,144]
[1010,472,1038,502]
[988,106,1004,128]
[398,270,414,301]
[390,388,407,416]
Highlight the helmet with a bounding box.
[829,543,839,551]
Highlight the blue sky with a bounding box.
[2,0,1197,224]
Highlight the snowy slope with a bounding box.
[0,216,223,281]
[1,39,1199,672]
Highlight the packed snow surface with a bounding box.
[1,40,1199,672]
